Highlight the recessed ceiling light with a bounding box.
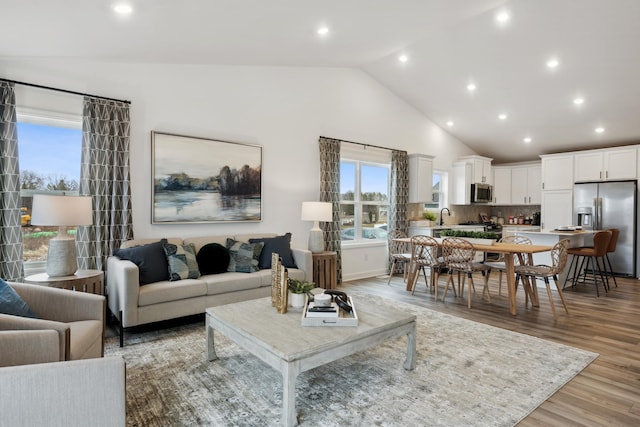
[546,58,559,69]
[595,127,605,133]
[495,11,510,23]
[466,83,476,92]
[317,27,329,36]
[573,97,585,105]
[113,3,133,14]
[498,113,508,120]
[446,121,454,127]
[398,54,409,63]
[523,137,532,143]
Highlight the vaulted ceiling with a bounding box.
[3,0,640,163]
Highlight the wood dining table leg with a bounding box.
[504,253,518,315]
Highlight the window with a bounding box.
[340,160,389,242]
[17,118,82,273]
[423,170,448,210]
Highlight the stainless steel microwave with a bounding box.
[471,183,493,203]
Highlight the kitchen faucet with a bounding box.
[439,207,451,226]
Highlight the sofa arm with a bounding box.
[0,330,61,367]
[291,247,313,282]
[106,256,141,327]
[11,282,104,324]
[0,313,70,361]
[0,356,126,427]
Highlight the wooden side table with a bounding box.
[24,269,104,295]
[312,251,337,290]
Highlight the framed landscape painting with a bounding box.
[151,131,262,223]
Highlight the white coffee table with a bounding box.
[206,296,417,426]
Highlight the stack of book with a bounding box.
[305,301,339,318]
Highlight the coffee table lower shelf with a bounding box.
[206,297,416,427]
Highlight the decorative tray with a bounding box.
[301,296,358,327]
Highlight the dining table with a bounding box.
[392,237,554,315]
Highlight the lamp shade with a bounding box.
[31,194,93,226]
[300,201,332,222]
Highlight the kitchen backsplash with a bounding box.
[408,203,541,226]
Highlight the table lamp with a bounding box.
[31,194,93,277]
[301,201,332,253]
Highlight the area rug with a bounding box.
[105,293,598,426]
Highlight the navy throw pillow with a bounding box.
[0,278,38,318]
[113,241,169,284]
[249,233,297,269]
[196,243,231,275]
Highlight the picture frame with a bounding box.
[151,131,262,224]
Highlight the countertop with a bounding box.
[408,221,486,230]
[517,229,596,236]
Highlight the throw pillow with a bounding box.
[226,238,264,273]
[162,240,201,281]
[249,233,297,269]
[196,243,231,275]
[0,278,38,318]
[113,241,169,285]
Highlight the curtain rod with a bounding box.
[320,135,394,152]
[2,78,131,105]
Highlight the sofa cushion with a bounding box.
[201,271,266,295]
[184,236,229,254]
[162,240,200,281]
[249,233,296,269]
[113,241,169,284]
[68,319,103,360]
[0,278,38,318]
[138,279,207,307]
[226,239,264,273]
[196,243,230,275]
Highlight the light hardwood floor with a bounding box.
[343,272,640,426]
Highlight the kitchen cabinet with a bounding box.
[492,166,511,204]
[540,154,573,191]
[511,165,541,205]
[408,154,434,203]
[574,147,636,182]
[541,190,573,230]
[451,155,493,204]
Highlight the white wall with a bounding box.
[0,58,476,280]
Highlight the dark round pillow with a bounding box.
[196,243,231,275]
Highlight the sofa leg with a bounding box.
[118,310,125,347]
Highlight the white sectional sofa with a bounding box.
[106,233,311,345]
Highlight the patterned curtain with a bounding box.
[0,81,24,281]
[77,97,133,271]
[318,137,342,284]
[389,150,409,273]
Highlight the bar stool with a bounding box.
[563,230,612,296]
[604,228,619,288]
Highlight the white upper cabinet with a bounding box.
[541,154,574,190]
[408,154,434,203]
[492,166,511,204]
[541,190,573,230]
[451,155,492,204]
[574,147,637,182]
[511,165,541,205]
[471,157,492,184]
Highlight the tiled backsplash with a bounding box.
[409,203,541,226]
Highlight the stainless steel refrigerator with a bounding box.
[573,180,637,277]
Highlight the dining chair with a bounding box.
[484,235,532,296]
[387,230,412,286]
[563,230,612,296]
[515,239,570,319]
[441,238,491,308]
[409,235,445,298]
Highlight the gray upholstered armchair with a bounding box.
[0,282,105,367]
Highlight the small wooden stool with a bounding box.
[312,251,337,290]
